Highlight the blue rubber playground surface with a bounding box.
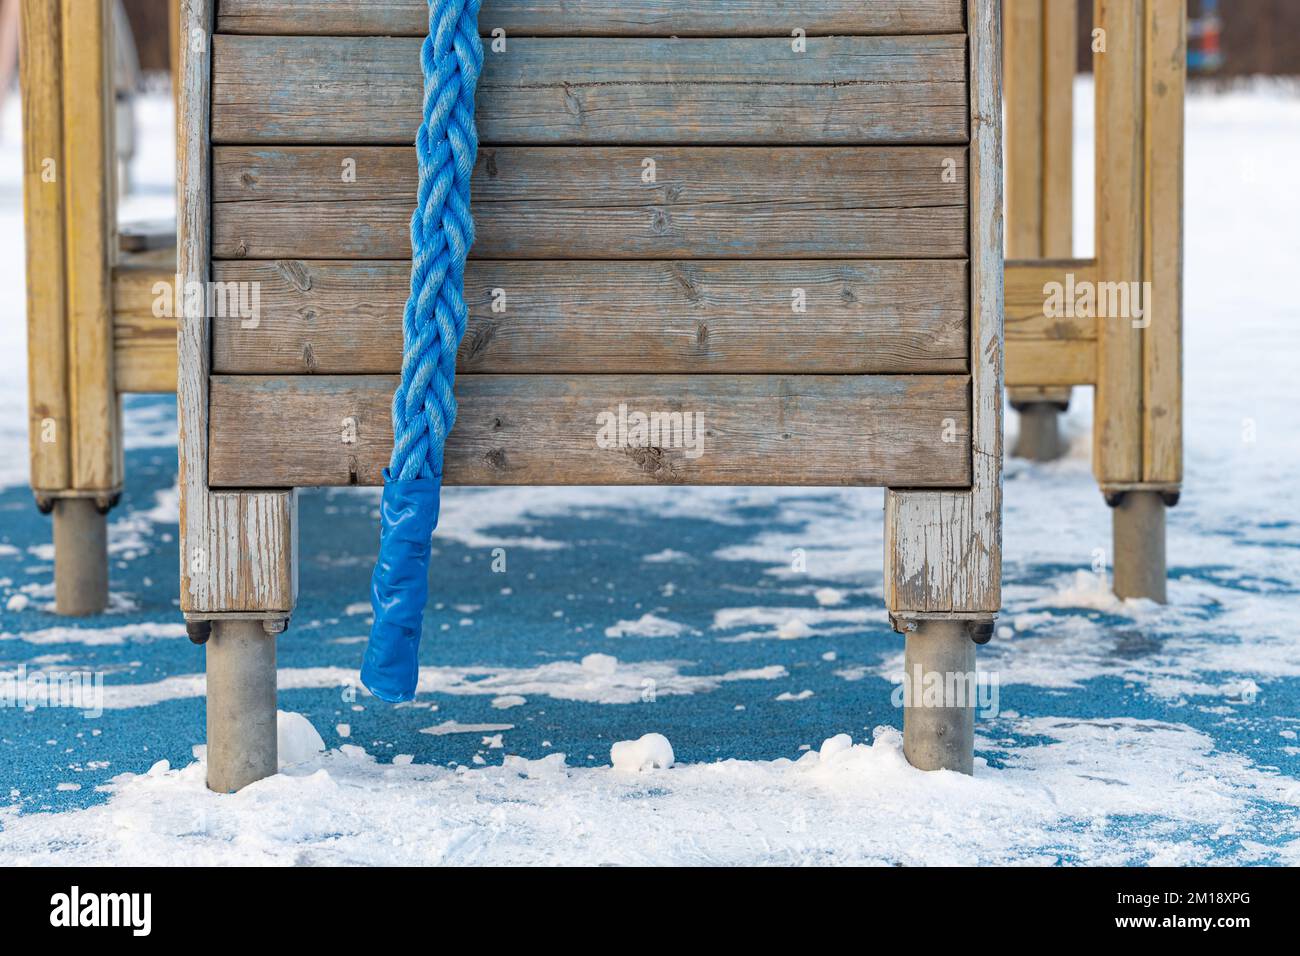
[1,84,1298,865]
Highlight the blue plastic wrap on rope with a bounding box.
[362,0,483,703]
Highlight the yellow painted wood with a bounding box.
[1042,0,1076,258]
[60,0,120,492]
[1093,0,1144,485]
[1142,0,1184,485]
[1004,258,1097,387]
[1004,0,1044,260]
[113,265,178,393]
[19,0,70,493]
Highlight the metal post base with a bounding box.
[206,619,278,793]
[1112,490,1167,603]
[53,498,109,616]
[902,620,976,774]
[1011,402,1066,462]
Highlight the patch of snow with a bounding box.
[610,733,674,772]
[604,613,696,639]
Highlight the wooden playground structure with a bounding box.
[19,0,178,615]
[1004,0,1184,601]
[17,0,1184,790]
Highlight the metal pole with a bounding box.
[206,619,278,792]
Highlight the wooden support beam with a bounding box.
[1005,0,1076,409]
[1141,0,1184,485]
[178,0,296,616]
[1004,0,1045,260]
[1093,0,1145,485]
[1041,0,1076,259]
[60,0,120,492]
[19,0,70,493]
[885,0,1003,618]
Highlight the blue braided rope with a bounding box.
[390,0,483,482]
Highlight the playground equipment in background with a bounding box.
[1003,0,1185,601]
[19,0,177,615]
[177,0,1003,790]
[1187,0,1223,74]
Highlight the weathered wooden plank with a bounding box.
[179,0,296,615]
[1004,258,1096,387]
[212,146,968,260]
[1142,0,1184,485]
[20,0,70,493]
[885,0,1003,617]
[202,490,297,613]
[208,375,972,488]
[212,259,969,375]
[1093,0,1144,485]
[60,0,120,492]
[216,0,967,37]
[211,35,970,145]
[177,0,212,612]
[113,265,177,393]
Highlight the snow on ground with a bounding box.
[0,82,1299,865]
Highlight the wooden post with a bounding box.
[61,0,121,497]
[1093,0,1144,487]
[178,0,296,790]
[20,0,70,499]
[21,1,119,614]
[885,0,1003,773]
[1141,0,1184,490]
[1095,0,1184,602]
[1006,0,1076,461]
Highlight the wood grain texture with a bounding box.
[60,0,120,492]
[178,0,296,615]
[1004,0,1075,408]
[1004,258,1096,387]
[112,265,177,393]
[1041,0,1076,259]
[1093,0,1144,484]
[1003,0,1044,259]
[208,375,972,488]
[211,35,969,145]
[212,146,969,260]
[885,0,1003,616]
[1141,0,1183,485]
[216,0,967,37]
[19,0,70,492]
[201,490,297,613]
[211,259,970,375]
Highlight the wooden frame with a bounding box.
[20,0,180,613]
[179,0,1004,633]
[1002,0,1184,501]
[884,0,1003,625]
